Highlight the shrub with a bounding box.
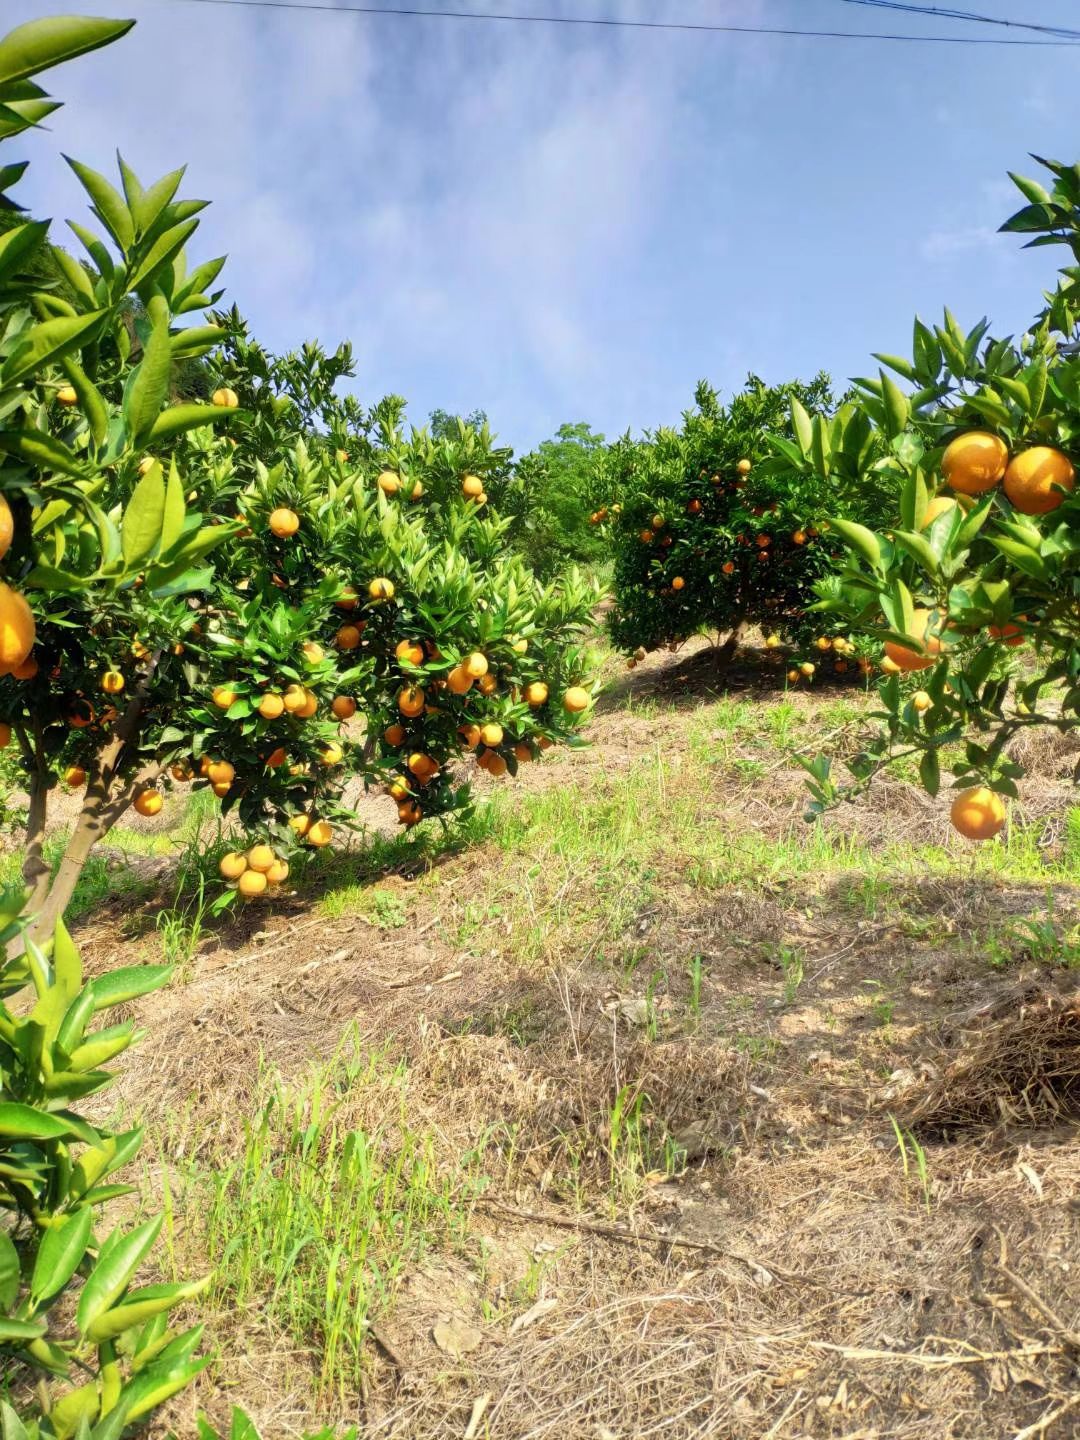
[595,377,889,677]
[0,15,598,942]
[1,901,205,1435]
[795,157,1080,836]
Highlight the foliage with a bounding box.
[595,375,890,674]
[511,421,608,579]
[0,14,598,940]
[1,899,205,1436]
[191,1408,353,1440]
[789,157,1080,828]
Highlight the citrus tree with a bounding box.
[793,157,1080,839]
[0,11,598,944]
[595,377,890,678]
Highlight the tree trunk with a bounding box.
[714,619,744,672]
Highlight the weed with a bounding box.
[986,892,1080,970]
[773,944,805,1004]
[889,1115,932,1213]
[687,954,704,1021]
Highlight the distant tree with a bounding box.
[512,421,607,578]
[429,406,488,439]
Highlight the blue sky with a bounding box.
[8,0,1080,451]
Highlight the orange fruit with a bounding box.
[319,742,344,766]
[920,495,959,529]
[477,674,497,696]
[687,499,703,515]
[912,691,932,713]
[988,619,1025,647]
[67,700,94,729]
[336,625,362,651]
[377,470,401,496]
[134,789,163,817]
[0,584,35,672]
[283,685,307,714]
[722,561,735,575]
[212,387,239,409]
[479,721,504,748]
[883,608,942,672]
[398,799,422,826]
[462,474,484,498]
[207,759,235,786]
[446,665,473,695]
[0,495,12,563]
[335,448,349,464]
[396,639,425,667]
[942,431,1008,495]
[815,636,832,652]
[247,844,276,873]
[212,780,231,798]
[524,681,548,707]
[11,654,37,680]
[301,641,324,664]
[792,529,807,545]
[258,693,285,719]
[880,656,902,676]
[262,747,286,769]
[799,662,815,678]
[237,869,267,897]
[97,670,124,695]
[369,577,395,601]
[408,752,439,780]
[307,819,333,847]
[336,586,359,610]
[513,742,532,763]
[950,786,1006,841]
[384,722,406,746]
[398,686,425,718]
[787,668,800,683]
[764,634,781,650]
[409,480,424,500]
[459,723,481,749]
[639,530,654,544]
[170,763,192,782]
[289,814,313,837]
[563,687,590,714]
[296,689,318,718]
[652,514,665,530]
[63,765,87,787]
[736,458,751,475]
[1003,446,1075,515]
[220,853,248,881]
[388,776,411,801]
[672,576,685,591]
[332,695,357,720]
[56,385,78,407]
[265,859,289,886]
[269,507,300,537]
[213,685,237,710]
[464,652,488,680]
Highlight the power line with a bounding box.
[835,0,1080,42]
[143,0,1080,45]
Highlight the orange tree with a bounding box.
[0,14,598,944]
[793,157,1080,839]
[595,377,891,677]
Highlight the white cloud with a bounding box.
[920,226,1002,261]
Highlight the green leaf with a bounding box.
[64,159,133,252]
[76,1215,163,1336]
[170,325,225,360]
[51,244,98,305]
[880,371,910,438]
[160,460,185,553]
[89,965,173,1012]
[919,748,941,797]
[128,218,200,293]
[827,516,882,572]
[0,219,47,284]
[990,535,1048,580]
[148,403,238,444]
[31,1206,93,1304]
[130,166,186,238]
[0,1402,32,1440]
[790,397,813,458]
[872,352,918,383]
[59,356,109,447]
[892,529,940,577]
[85,1277,210,1342]
[1025,358,1048,418]
[0,428,85,478]
[121,463,166,570]
[0,1317,47,1342]
[1008,171,1052,206]
[0,16,133,86]
[0,1231,18,1310]
[0,310,105,386]
[0,1101,75,1139]
[124,296,171,447]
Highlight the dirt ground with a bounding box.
[66,638,1080,1440]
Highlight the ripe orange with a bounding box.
[369,577,395,601]
[56,384,78,407]
[237,869,267,897]
[258,693,285,719]
[815,636,832,652]
[134,789,163,817]
[384,722,406,746]
[319,742,344,766]
[213,685,237,710]
[396,639,425,667]
[247,844,276,873]
[459,723,481,749]
[264,746,287,768]
[563,687,590,713]
[483,752,508,777]
[942,431,1008,495]
[447,665,473,695]
[477,674,497,696]
[0,495,12,563]
[283,685,307,714]
[880,656,902,676]
[756,534,771,548]
[513,742,532,763]
[462,474,484,498]
[883,609,942,672]
[212,387,240,409]
[687,499,702,515]
[988,619,1025,647]
[207,759,235,786]
[336,586,359,610]
[792,529,807,545]
[524,681,548,707]
[736,458,752,475]
[332,695,357,720]
[212,781,230,798]
[307,819,333,847]
[398,799,422,826]
[289,814,312,837]
[950,786,1006,841]
[265,859,289,886]
[388,776,411,801]
[336,625,362,651]
[408,752,438,780]
[464,652,488,679]
[672,576,685,591]
[764,634,781,650]
[787,668,799,683]
[296,689,318,719]
[799,662,815,678]
[100,670,124,695]
[479,722,504,748]
[920,495,959,529]
[11,654,37,680]
[269,507,300,537]
[63,765,87,787]
[912,691,933,713]
[1003,446,1075,515]
[398,686,425,718]
[67,700,94,729]
[409,480,424,501]
[301,641,324,664]
[0,583,35,672]
[722,561,735,575]
[219,852,248,880]
[639,530,654,544]
[378,470,401,495]
[170,763,192,782]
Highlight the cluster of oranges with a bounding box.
[940,431,1074,514]
[218,842,290,897]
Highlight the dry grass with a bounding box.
[71,637,1080,1439]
